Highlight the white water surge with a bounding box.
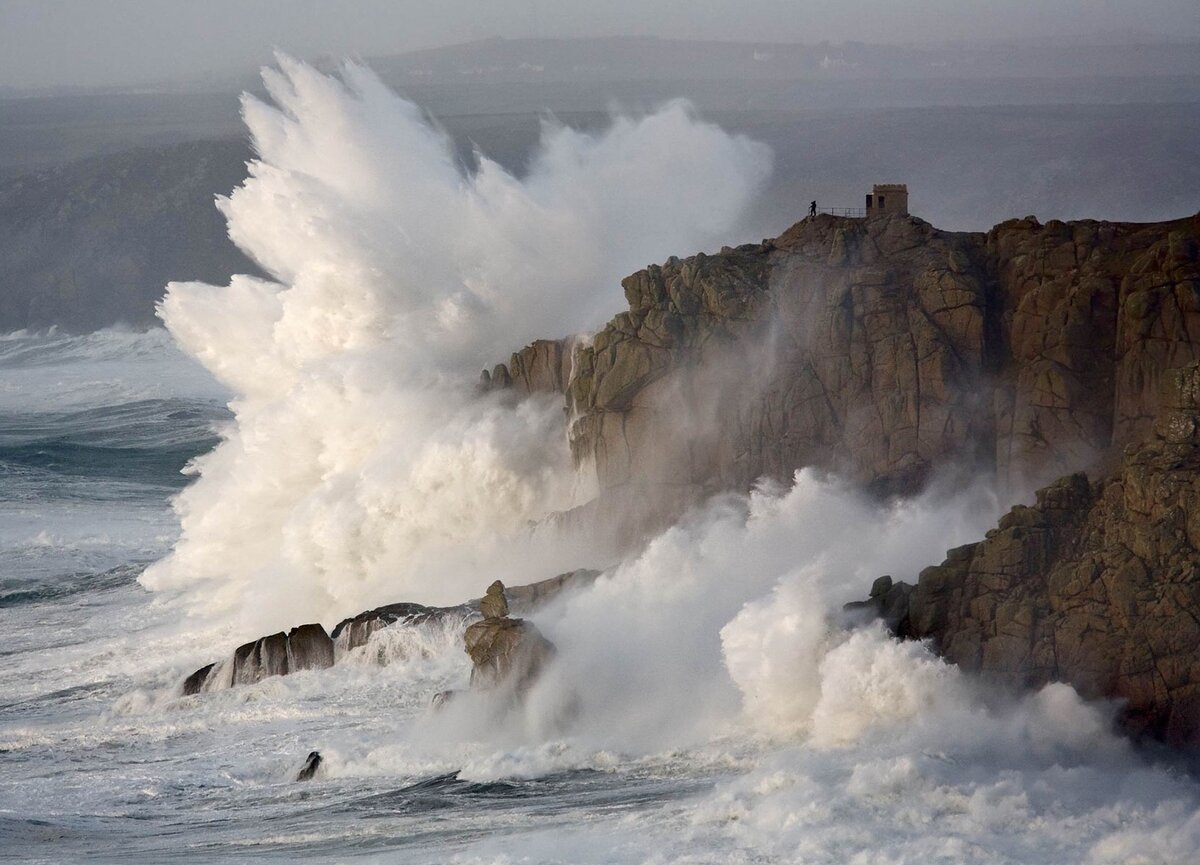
[3,58,1199,864]
[143,54,772,636]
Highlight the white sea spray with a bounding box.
[142,55,772,638]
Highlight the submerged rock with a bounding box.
[431,689,457,708]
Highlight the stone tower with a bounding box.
[865,184,908,217]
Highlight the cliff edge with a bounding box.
[490,211,1200,526]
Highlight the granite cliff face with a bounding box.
[490,212,1200,520]
[488,210,1200,746]
[875,364,1200,747]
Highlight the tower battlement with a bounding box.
[865,184,908,217]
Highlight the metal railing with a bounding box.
[817,207,866,218]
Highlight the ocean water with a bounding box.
[2,328,1199,865]
[4,56,1200,864]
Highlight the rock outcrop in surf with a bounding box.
[463,581,556,696]
[330,603,468,652]
[179,571,596,696]
[295,751,322,782]
[182,624,335,695]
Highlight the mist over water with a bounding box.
[4,56,1200,865]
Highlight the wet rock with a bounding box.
[286,624,335,671]
[233,631,290,686]
[181,624,334,693]
[479,580,509,619]
[897,363,1200,747]
[181,662,215,696]
[330,602,455,651]
[463,616,555,696]
[296,751,322,782]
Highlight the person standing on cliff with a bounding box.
[809,200,817,217]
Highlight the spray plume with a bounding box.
[142,55,771,637]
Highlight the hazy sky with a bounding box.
[2,0,1198,89]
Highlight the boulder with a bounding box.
[180,623,334,694]
[479,580,509,619]
[232,631,289,685]
[286,624,335,671]
[463,616,556,696]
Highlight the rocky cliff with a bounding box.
[858,363,1200,747]
[490,212,1200,523]
[488,210,1200,747]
